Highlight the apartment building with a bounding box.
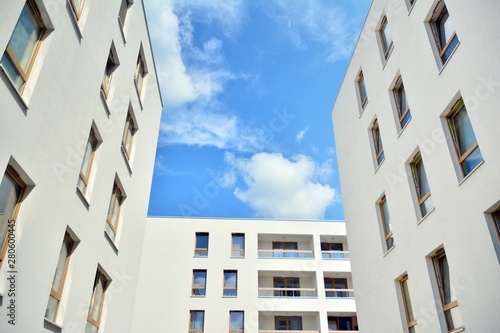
[0,0,162,332]
[331,0,500,332]
[132,218,358,333]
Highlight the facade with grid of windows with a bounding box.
[0,0,162,332]
[331,0,500,332]
[132,217,358,333]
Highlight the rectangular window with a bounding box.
[394,77,411,129]
[122,113,137,160]
[273,277,300,297]
[328,317,354,331]
[432,250,464,332]
[194,232,209,257]
[0,167,26,267]
[102,48,118,98]
[105,182,123,241]
[411,153,434,217]
[321,242,343,259]
[229,311,244,333]
[134,53,147,95]
[400,275,417,333]
[223,270,237,297]
[189,310,205,333]
[379,195,394,251]
[372,119,385,166]
[324,277,348,298]
[45,233,74,322]
[70,0,86,20]
[78,128,97,195]
[192,270,207,296]
[430,1,459,64]
[85,270,108,333]
[272,241,298,258]
[379,16,393,59]
[118,0,131,28]
[447,99,482,177]
[275,316,302,330]
[357,70,368,109]
[231,233,245,257]
[0,0,46,92]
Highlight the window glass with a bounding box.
[8,3,41,71]
[230,311,243,331]
[231,233,244,257]
[395,81,411,128]
[195,233,208,256]
[224,271,237,296]
[190,311,204,332]
[78,130,97,194]
[192,270,206,296]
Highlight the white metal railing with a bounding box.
[324,288,355,298]
[258,249,314,259]
[258,287,317,298]
[321,251,350,260]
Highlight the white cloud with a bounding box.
[296,126,309,142]
[225,152,337,219]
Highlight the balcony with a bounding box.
[325,288,355,298]
[259,311,320,333]
[258,234,314,259]
[321,250,350,260]
[258,249,314,259]
[258,271,317,299]
[258,287,318,298]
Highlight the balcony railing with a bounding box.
[258,249,314,259]
[321,251,350,260]
[258,287,317,298]
[324,288,355,298]
[260,331,319,333]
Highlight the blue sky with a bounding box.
[144,0,371,220]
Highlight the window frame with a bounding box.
[189,310,205,333]
[77,128,98,195]
[393,77,411,129]
[223,270,238,297]
[194,232,209,257]
[446,99,482,177]
[275,316,303,330]
[1,0,46,93]
[192,270,207,296]
[134,52,147,96]
[400,275,417,332]
[69,0,86,20]
[86,270,108,332]
[106,182,124,242]
[101,47,118,98]
[273,276,301,297]
[122,112,137,160]
[272,241,299,258]
[118,0,131,28]
[324,277,348,298]
[0,166,26,268]
[430,1,459,64]
[492,208,500,241]
[379,195,394,251]
[372,119,385,166]
[229,311,244,333]
[379,15,394,60]
[231,233,245,257]
[357,70,368,110]
[410,153,433,217]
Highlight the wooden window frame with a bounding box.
[102,49,118,98]
[379,195,393,250]
[357,71,368,109]
[223,270,237,297]
[324,277,349,298]
[274,316,303,330]
[411,153,431,214]
[0,166,26,268]
[106,182,124,241]
[400,275,417,332]
[229,311,244,333]
[372,119,384,165]
[393,77,411,128]
[118,0,131,28]
[86,270,108,331]
[430,1,458,63]
[328,316,354,331]
[192,270,207,296]
[231,233,245,257]
[189,310,204,333]
[78,128,97,194]
[194,232,209,257]
[447,99,482,176]
[134,53,147,95]
[273,276,301,297]
[69,0,86,20]
[379,16,393,59]
[122,112,137,160]
[2,0,46,93]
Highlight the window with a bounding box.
[430,1,459,64]
[394,77,411,129]
[0,0,46,92]
[328,317,354,331]
[275,316,302,330]
[447,99,482,177]
[379,16,393,60]
[105,182,124,242]
[122,112,137,160]
[78,128,97,195]
[229,311,244,333]
[379,195,394,251]
[357,70,368,110]
[492,208,500,241]
[400,275,417,333]
[272,241,298,258]
[0,167,26,267]
[324,277,348,298]
[118,0,131,28]
[372,119,385,166]
[70,0,86,20]
[273,277,300,297]
[231,233,245,257]
[45,233,74,322]
[194,232,209,256]
[85,270,108,333]
[411,153,434,217]
[223,270,237,297]
[189,310,204,333]
[134,53,147,96]
[102,48,118,98]
[192,270,207,296]
[321,242,344,259]
[432,250,464,332]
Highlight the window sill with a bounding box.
[450,327,465,333]
[120,145,133,175]
[193,255,208,258]
[118,17,127,44]
[458,160,484,186]
[358,104,367,119]
[438,42,460,75]
[374,158,386,174]
[222,295,237,298]
[417,207,435,225]
[0,64,29,110]
[190,295,206,298]
[104,231,119,254]
[383,244,396,257]
[134,82,144,111]
[100,89,111,116]
[230,256,245,259]
[381,46,394,70]
[43,318,62,333]
[76,187,91,209]
[407,2,416,15]
[397,117,412,138]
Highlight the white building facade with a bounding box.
[132,218,358,333]
[332,0,500,332]
[0,0,162,332]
